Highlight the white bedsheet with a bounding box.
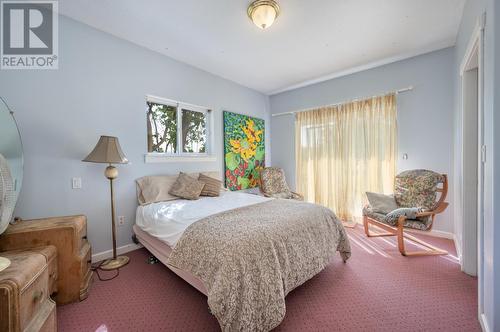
[135,191,272,247]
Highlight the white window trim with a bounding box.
[145,95,215,163]
[145,153,217,163]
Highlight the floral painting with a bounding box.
[223,111,265,190]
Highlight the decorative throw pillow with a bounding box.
[168,172,205,200]
[198,173,222,197]
[136,174,180,205]
[383,207,423,226]
[365,192,399,215]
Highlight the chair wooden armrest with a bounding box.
[415,202,449,218]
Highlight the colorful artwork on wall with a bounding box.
[223,111,265,190]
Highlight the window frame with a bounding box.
[145,95,215,163]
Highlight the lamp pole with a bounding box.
[100,164,129,270]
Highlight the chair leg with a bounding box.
[363,216,369,235]
[397,217,407,255]
[364,216,395,237]
[397,217,448,256]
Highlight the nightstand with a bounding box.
[0,246,57,332]
[0,215,93,304]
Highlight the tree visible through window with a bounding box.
[147,100,208,154]
[181,109,206,153]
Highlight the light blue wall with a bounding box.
[0,16,271,254]
[270,48,455,234]
[454,0,499,330]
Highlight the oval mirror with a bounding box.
[0,97,23,235]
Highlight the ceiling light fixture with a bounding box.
[247,0,280,30]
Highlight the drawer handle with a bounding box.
[33,290,44,303]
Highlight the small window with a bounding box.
[181,108,207,153]
[146,97,210,156]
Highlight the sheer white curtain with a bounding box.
[295,94,397,223]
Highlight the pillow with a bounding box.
[169,172,205,200]
[135,171,223,205]
[384,207,423,226]
[366,192,399,215]
[136,174,179,205]
[198,173,222,197]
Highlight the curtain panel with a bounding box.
[295,93,397,223]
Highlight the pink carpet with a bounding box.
[58,226,479,331]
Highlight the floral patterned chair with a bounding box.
[363,169,449,256]
[259,167,303,200]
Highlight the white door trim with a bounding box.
[459,12,485,322]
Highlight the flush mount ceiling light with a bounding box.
[247,0,280,30]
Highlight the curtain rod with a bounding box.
[271,86,414,117]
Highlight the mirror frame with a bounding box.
[0,96,24,226]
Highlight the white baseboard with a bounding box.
[406,228,455,239]
[454,234,463,265]
[355,219,455,240]
[92,243,143,263]
[479,313,490,332]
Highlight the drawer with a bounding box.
[47,255,58,295]
[80,269,93,301]
[20,268,49,331]
[80,240,92,278]
[76,218,88,251]
[25,298,56,332]
[33,246,58,296]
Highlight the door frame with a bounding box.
[459,13,485,322]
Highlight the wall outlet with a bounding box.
[117,216,125,226]
[72,177,82,189]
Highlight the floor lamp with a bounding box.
[83,135,129,270]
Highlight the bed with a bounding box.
[134,174,351,332]
[133,191,273,296]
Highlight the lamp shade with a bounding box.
[83,136,128,164]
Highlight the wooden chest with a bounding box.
[0,215,93,305]
[0,246,57,332]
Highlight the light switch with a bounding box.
[72,177,82,189]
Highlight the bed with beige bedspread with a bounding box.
[167,198,351,332]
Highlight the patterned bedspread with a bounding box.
[167,199,351,331]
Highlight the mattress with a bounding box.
[133,224,208,295]
[134,191,271,295]
[135,191,271,247]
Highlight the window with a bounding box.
[146,96,211,159]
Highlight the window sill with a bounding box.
[144,153,217,163]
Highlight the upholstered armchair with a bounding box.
[259,167,303,200]
[363,169,449,256]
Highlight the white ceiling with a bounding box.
[59,0,466,95]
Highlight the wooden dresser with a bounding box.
[0,246,57,332]
[0,215,92,305]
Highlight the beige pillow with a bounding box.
[169,172,205,200]
[366,192,399,214]
[136,175,179,205]
[136,171,223,205]
[198,174,222,197]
